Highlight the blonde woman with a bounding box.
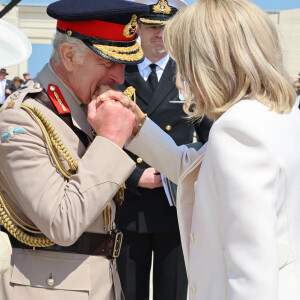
[96,0,300,298]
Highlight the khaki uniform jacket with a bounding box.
[0,64,136,300]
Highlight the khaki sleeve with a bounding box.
[0,108,135,246]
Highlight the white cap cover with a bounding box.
[0,19,32,68]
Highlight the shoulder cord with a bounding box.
[0,104,82,248]
[0,87,136,248]
[0,190,55,248]
[123,86,136,105]
[21,104,78,177]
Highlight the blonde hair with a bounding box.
[164,0,295,120]
[51,31,89,66]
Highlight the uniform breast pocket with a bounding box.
[10,252,91,300]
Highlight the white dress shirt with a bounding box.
[137,55,169,82]
[0,79,6,105]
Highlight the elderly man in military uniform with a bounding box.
[0,0,148,299]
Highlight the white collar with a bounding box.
[139,55,169,73]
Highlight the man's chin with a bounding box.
[152,45,166,55]
[157,49,167,55]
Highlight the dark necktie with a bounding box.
[147,63,158,92]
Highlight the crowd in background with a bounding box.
[0,69,31,106]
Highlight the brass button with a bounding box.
[165,125,172,131]
[190,233,195,244]
[137,157,143,164]
[46,274,55,286]
[67,30,72,36]
[190,284,197,296]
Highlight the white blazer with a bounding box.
[127,99,300,299]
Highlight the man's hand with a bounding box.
[138,168,163,189]
[98,90,134,110]
[87,97,135,148]
[98,89,146,135]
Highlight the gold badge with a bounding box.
[123,14,138,39]
[153,0,171,15]
[7,99,15,109]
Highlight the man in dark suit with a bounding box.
[116,1,210,299]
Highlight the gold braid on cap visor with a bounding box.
[93,42,143,62]
[139,18,167,24]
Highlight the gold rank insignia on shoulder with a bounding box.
[153,0,171,15]
[123,14,138,39]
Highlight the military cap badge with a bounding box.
[153,0,171,14]
[47,0,149,64]
[123,15,138,39]
[137,0,187,26]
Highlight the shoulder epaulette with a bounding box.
[0,80,43,111]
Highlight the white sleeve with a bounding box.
[126,118,205,184]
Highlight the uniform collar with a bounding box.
[48,63,82,106]
[36,63,93,139]
[138,54,169,73]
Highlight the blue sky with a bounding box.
[4,0,300,10]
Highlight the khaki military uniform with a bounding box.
[0,64,135,300]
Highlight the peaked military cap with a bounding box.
[133,0,187,25]
[47,0,149,64]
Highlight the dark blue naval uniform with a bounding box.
[116,59,209,300]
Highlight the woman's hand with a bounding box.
[98,90,134,110]
[97,89,146,136]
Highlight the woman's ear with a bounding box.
[59,43,76,72]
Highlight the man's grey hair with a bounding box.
[51,31,89,65]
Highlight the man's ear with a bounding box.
[60,43,76,72]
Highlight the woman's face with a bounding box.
[14,80,22,89]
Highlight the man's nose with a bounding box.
[155,27,163,37]
[111,63,125,85]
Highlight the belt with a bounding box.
[4,228,123,259]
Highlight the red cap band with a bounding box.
[57,20,134,42]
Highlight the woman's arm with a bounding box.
[126,117,203,184]
[98,89,204,184]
